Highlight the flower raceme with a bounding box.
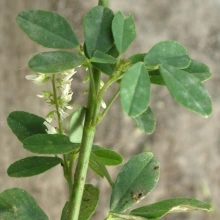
[26,69,76,122]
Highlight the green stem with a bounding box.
[98,88,120,124]
[68,73,119,218]
[51,75,63,134]
[98,0,109,7]
[69,66,101,220]
[91,153,114,188]
[52,75,72,193]
[87,62,96,98]
[69,118,97,220]
[98,77,115,100]
[93,67,101,96]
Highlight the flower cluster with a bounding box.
[26,69,76,123]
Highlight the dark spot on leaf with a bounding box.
[138,193,143,198]
[122,200,128,207]
[131,190,148,202]
[154,166,159,170]
[131,191,140,202]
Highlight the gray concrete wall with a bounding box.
[1,0,220,219]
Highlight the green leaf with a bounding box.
[7,156,62,177]
[107,44,120,58]
[29,51,85,74]
[90,153,114,187]
[92,44,118,75]
[160,64,212,118]
[23,134,80,154]
[61,202,70,220]
[61,185,99,220]
[91,50,116,64]
[112,11,136,54]
[0,188,48,220]
[110,152,160,213]
[107,212,147,220]
[150,75,165,85]
[84,6,114,58]
[92,63,115,75]
[129,53,146,65]
[16,10,79,49]
[79,184,100,220]
[132,107,156,134]
[92,146,123,166]
[144,41,191,69]
[184,59,212,82]
[69,107,86,143]
[7,111,47,143]
[89,156,104,178]
[120,62,151,117]
[148,70,165,86]
[130,198,212,219]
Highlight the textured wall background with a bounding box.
[0,0,220,219]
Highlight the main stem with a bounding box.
[68,2,109,219]
[69,71,101,220]
[69,122,96,220]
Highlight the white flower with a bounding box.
[66,105,73,110]
[58,108,69,120]
[26,73,49,85]
[43,121,57,134]
[46,111,56,123]
[37,91,53,101]
[61,84,71,98]
[60,83,73,105]
[101,100,106,109]
[62,69,77,82]
[64,93,73,103]
[37,94,44,98]
[100,80,104,89]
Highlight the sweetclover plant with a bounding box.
[1,0,213,219]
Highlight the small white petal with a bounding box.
[66,105,73,110]
[61,84,71,97]
[46,111,55,123]
[26,74,38,80]
[37,94,44,98]
[65,93,73,103]
[101,100,106,109]
[58,108,69,120]
[26,73,49,85]
[100,80,104,89]
[43,121,57,134]
[61,84,73,103]
[63,69,77,81]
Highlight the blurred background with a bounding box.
[1,0,220,219]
